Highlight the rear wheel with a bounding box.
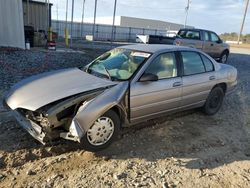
[81,110,120,151]
[220,51,229,64]
[203,87,224,115]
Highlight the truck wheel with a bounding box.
[220,51,229,64]
[81,110,120,151]
[202,87,224,115]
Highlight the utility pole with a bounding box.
[111,0,117,43]
[65,0,69,47]
[238,0,249,44]
[81,0,86,38]
[184,0,191,28]
[92,0,98,41]
[70,0,75,47]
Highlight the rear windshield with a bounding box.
[178,30,201,40]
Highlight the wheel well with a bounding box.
[110,106,121,118]
[222,49,229,56]
[213,83,227,94]
[110,106,126,124]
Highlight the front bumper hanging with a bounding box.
[12,110,46,144]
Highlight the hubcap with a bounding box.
[87,117,114,146]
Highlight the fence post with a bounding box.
[143,28,145,35]
[155,29,157,35]
[129,27,131,42]
[96,24,99,40]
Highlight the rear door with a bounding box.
[179,51,216,109]
[130,52,182,123]
[176,30,203,49]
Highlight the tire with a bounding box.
[220,51,229,64]
[203,87,224,115]
[81,110,120,152]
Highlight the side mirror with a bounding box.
[139,73,158,82]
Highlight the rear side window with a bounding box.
[201,54,214,72]
[178,30,200,40]
[181,52,205,75]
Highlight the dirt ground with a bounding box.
[0,45,250,188]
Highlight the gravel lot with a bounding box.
[0,45,250,188]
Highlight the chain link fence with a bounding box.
[52,20,167,42]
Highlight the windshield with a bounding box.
[87,48,151,81]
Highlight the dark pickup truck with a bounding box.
[143,29,230,63]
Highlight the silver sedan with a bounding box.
[4,44,237,151]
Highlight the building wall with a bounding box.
[84,16,121,26]
[0,0,25,49]
[22,0,52,31]
[83,16,193,31]
[120,16,193,30]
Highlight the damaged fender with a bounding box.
[63,81,129,142]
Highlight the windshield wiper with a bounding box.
[102,65,112,80]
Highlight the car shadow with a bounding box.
[0,53,250,170]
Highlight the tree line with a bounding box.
[220,32,250,43]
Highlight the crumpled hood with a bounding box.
[5,68,115,111]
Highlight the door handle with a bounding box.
[209,76,216,80]
[173,82,182,87]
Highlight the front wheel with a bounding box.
[202,87,224,115]
[81,110,120,151]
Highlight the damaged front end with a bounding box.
[12,109,47,144]
[5,81,129,145]
[6,90,104,145]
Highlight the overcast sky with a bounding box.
[48,0,250,34]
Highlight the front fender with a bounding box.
[74,81,129,134]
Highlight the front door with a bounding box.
[203,31,222,58]
[130,52,182,123]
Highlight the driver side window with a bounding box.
[210,32,220,43]
[145,52,177,79]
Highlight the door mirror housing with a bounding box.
[139,73,158,82]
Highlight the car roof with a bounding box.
[117,44,193,53]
